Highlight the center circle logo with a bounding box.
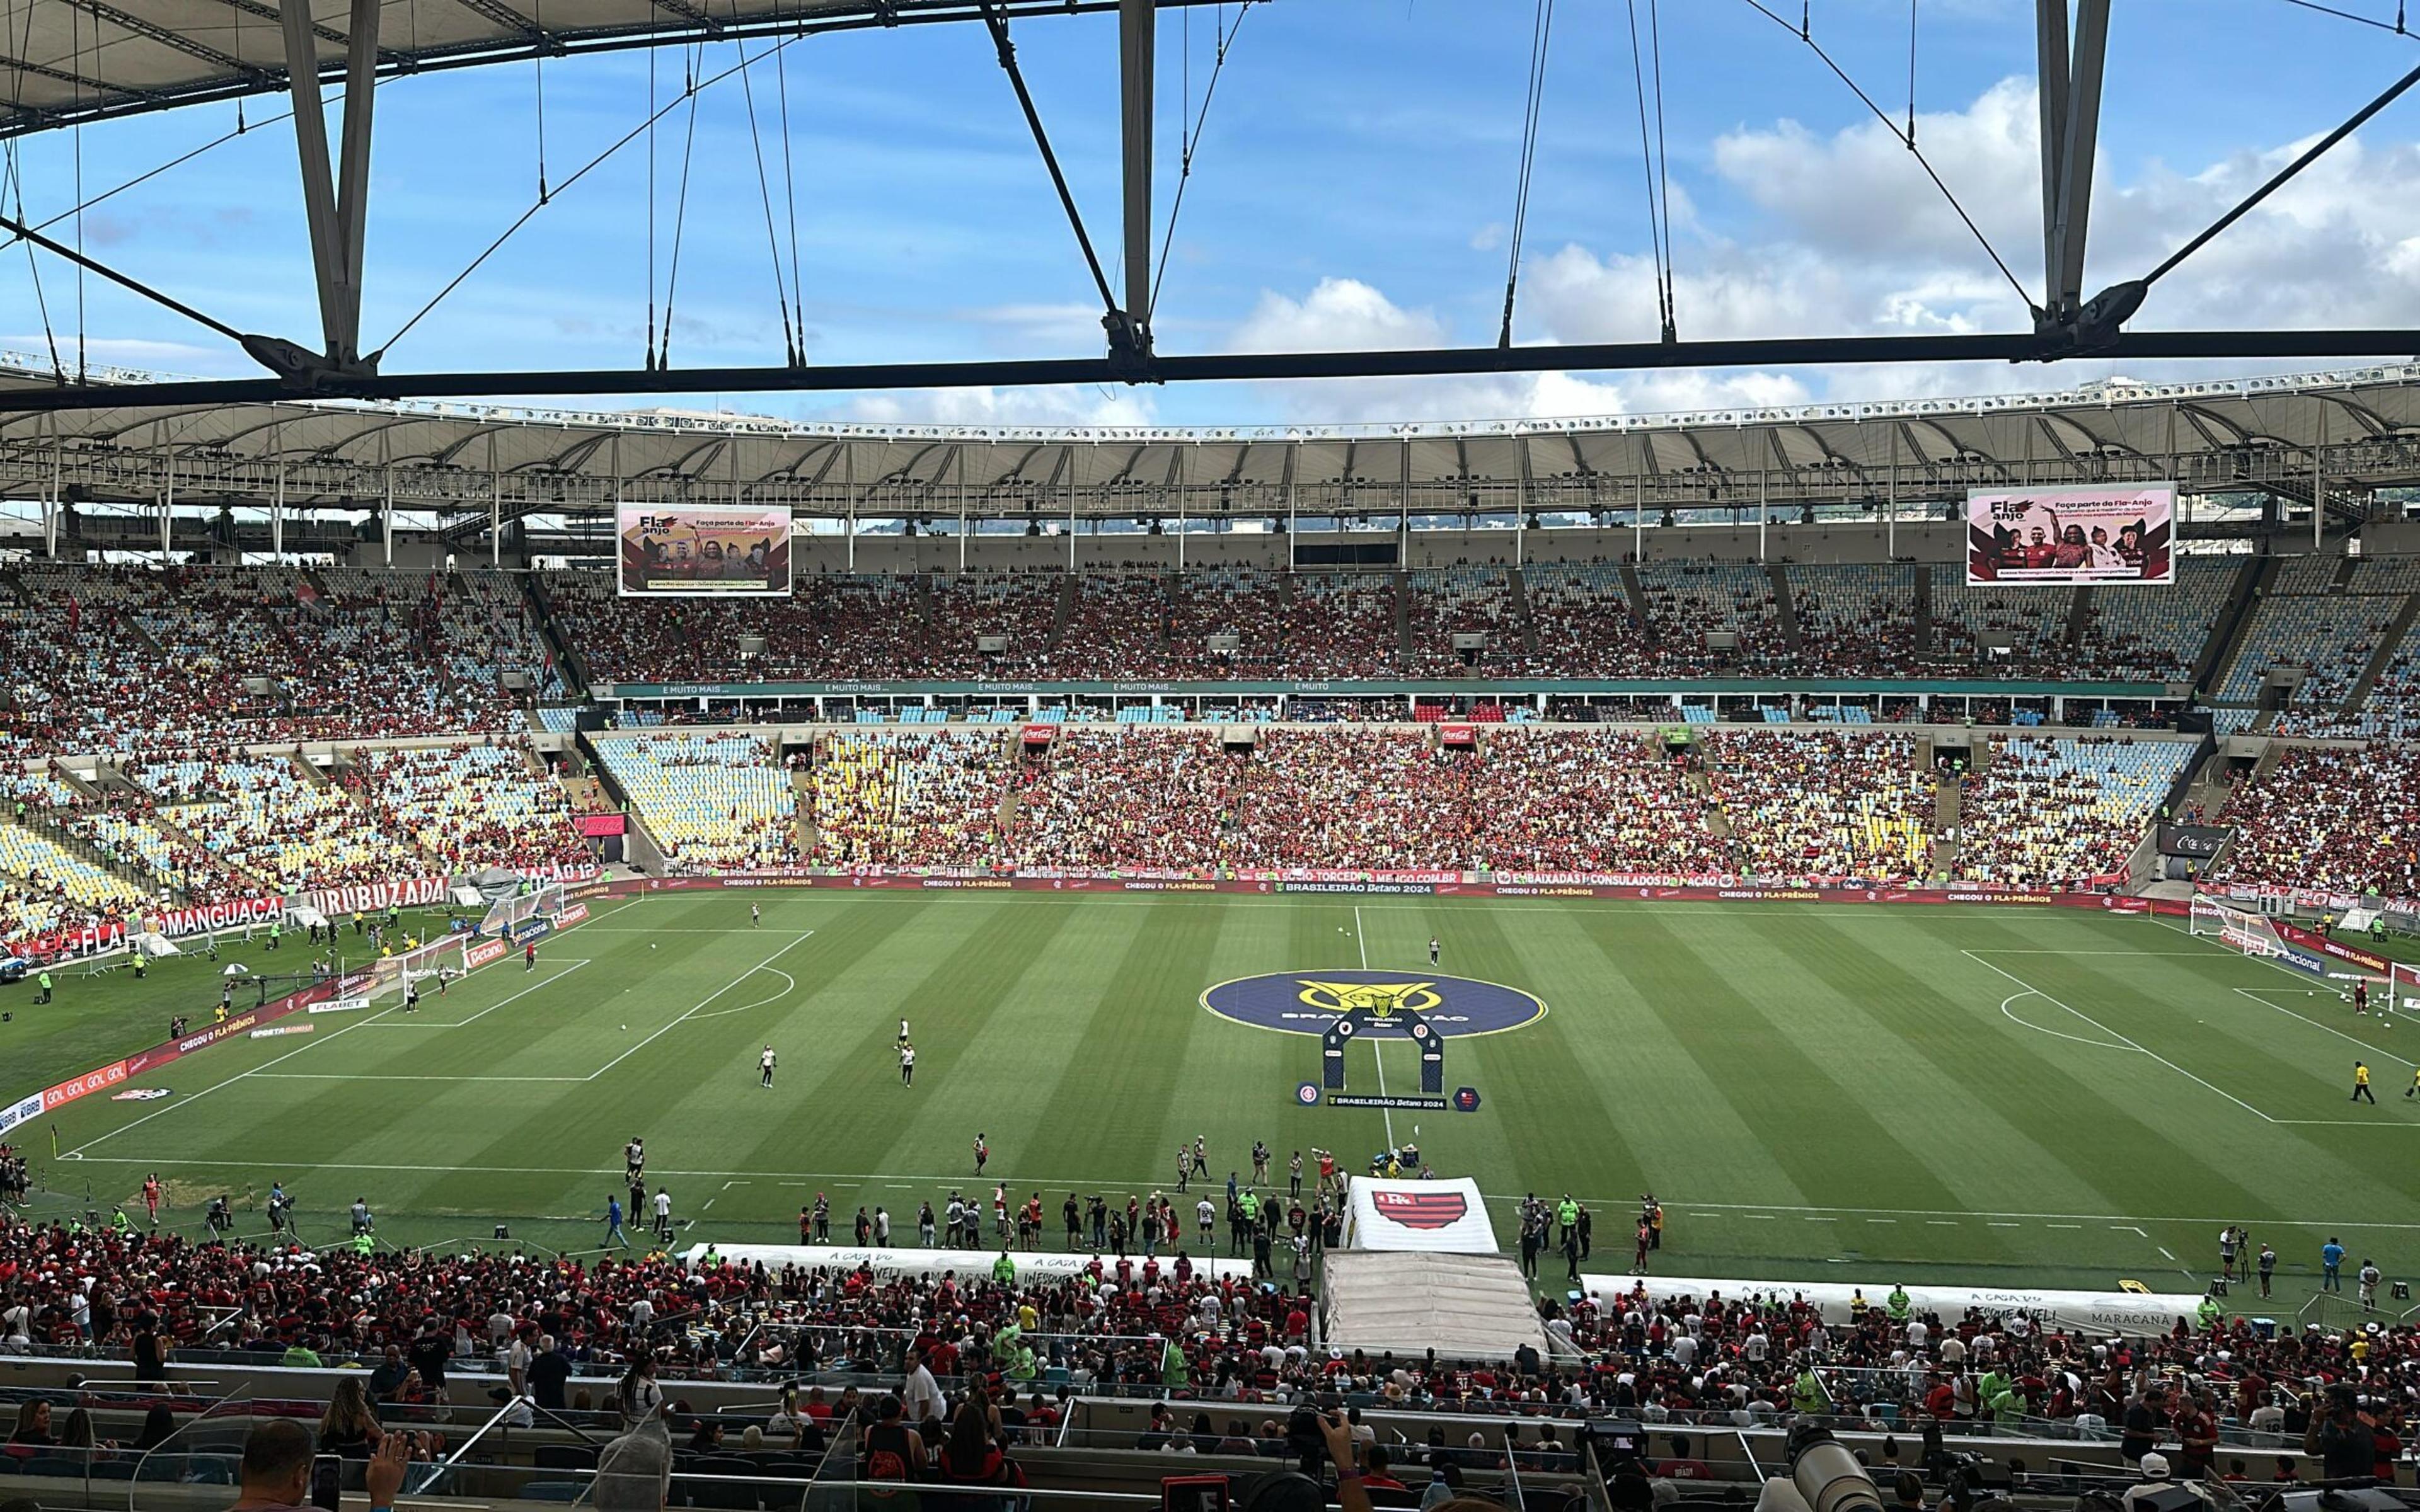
[1201,969,1547,1039]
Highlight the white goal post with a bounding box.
[2189,895,2291,959]
[478,880,568,940]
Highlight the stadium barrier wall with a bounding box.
[574,869,2188,914]
[1,889,599,1138]
[676,1241,1258,1284]
[1582,1273,2210,1337]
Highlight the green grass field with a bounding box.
[17,890,2419,1309]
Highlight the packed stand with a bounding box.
[1523,561,1656,678]
[1164,568,1286,679]
[2215,743,2420,901]
[1010,728,1236,871]
[1046,573,1169,679]
[1460,729,1725,874]
[1954,736,2192,888]
[1707,731,1933,882]
[342,742,589,876]
[1226,729,1469,868]
[809,731,1005,868]
[1278,572,1399,679]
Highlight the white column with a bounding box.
[273,463,286,559]
[1886,425,1898,559]
[1758,467,1768,562]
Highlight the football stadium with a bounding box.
[7,3,2420,1510]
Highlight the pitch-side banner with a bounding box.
[1344,1176,1498,1254]
[618,503,792,597]
[1583,1274,2208,1337]
[1966,483,2175,585]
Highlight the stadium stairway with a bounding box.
[1392,566,1412,661]
[792,765,818,856]
[1931,774,1961,879]
[1911,564,1933,654]
[521,572,592,697]
[1049,573,1076,651]
[1616,562,1656,644]
[2341,588,2420,716]
[1766,564,1803,651]
[2194,554,2277,694]
[2064,585,2094,647]
[1502,565,1541,657]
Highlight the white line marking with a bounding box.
[2113,1225,2149,1237]
[584,931,817,1081]
[1998,991,2136,1051]
[692,967,795,1021]
[1865,1218,1897,1225]
[1987,1222,2021,1228]
[2157,1246,2179,1261]
[2236,987,2420,1070]
[1927,1220,1958,1227]
[249,1073,590,1082]
[66,996,412,1156]
[2049,1224,2083,1230]
[1354,905,1394,1150]
[366,959,591,1028]
[1964,949,2278,1123]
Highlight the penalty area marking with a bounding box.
[1962,950,2279,1124]
[1997,992,2135,1051]
[691,968,795,1020]
[361,958,592,1028]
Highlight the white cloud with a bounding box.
[1227,277,1448,353]
[833,384,1159,427]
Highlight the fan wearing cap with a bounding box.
[2121,1453,2214,1511]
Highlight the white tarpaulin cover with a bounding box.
[1582,1273,2210,1337]
[1325,1251,1552,1360]
[680,1242,1257,1285]
[1344,1176,1498,1254]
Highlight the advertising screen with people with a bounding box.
[1965,484,2175,585]
[616,505,793,596]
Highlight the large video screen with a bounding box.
[616,504,792,596]
[1966,483,2174,585]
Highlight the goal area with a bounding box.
[2192,894,2418,1007]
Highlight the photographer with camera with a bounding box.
[2302,1383,2377,1482]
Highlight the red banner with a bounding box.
[2274,920,2392,975]
[151,897,286,938]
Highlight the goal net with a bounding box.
[355,934,461,1008]
[2189,895,2291,959]
[478,881,567,939]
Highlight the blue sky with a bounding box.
[4,0,2419,427]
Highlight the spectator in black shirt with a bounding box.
[529,1335,573,1412]
[407,1319,453,1397]
[2304,1387,2378,1480]
[368,1346,410,1401]
[2121,1383,2169,1464]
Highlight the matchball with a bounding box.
[620,1024,628,1030]
[650,942,657,949]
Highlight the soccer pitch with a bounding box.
[29,890,2420,1304]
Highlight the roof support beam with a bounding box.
[277,0,381,380]
[1119,0,1154,364]
[2036,0,2109,333]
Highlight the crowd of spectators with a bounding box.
[2215,744,2420,900]
[810,731,1005,868]
[1458,730,1724,874]
[116,754,428,893]
[342,742,592,877]
[1707,732,1934,883]
[1011,729,1235,870]
[1954,736,2191,890]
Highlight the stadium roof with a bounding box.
[6,358,2419,524]
[0,0,1189,136]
